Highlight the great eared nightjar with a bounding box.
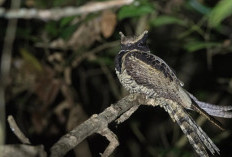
[114,30,232,157]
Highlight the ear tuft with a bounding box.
[119,30,149,45]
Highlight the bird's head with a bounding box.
[119,30,149,52]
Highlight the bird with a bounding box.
[115,30,232,157]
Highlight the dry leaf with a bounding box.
[101,10,117,38]
[67,17,102,49]
[50,16,102,50]
[34,66,61,105]
[49,11,116,49]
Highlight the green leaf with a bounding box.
[184,41,221,52]
[94,57,114,65]
[188,0,211,15]
[208,0,232,27]
[118,4,154,20]
[20,49,43,72]
[60,24,78,40]
[53,0,64,7]
[60,16,75,28]
[150,16,187,27]
[45,21,59,37]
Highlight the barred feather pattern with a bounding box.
[115,31,228,156]
[162,100,220,157]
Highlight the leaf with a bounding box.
[101,10,117,38]
[53,0,65,7]
[208,0,232,27]
[20,48,43,71]
[60,16,75,28]
[60,24,78,40]
[188,0,211,15]
[150,16,187,27]
[118,4,154,20]
[45,21,59,37]
[93,57,114,65]
[184,41,221,52]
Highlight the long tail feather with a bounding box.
[162,101,219,157]
[188,92,232,118]
[191,103,225,130]
[194,100,232,111]
[203,109,232,118]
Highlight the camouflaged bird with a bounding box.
[115,30,232,157]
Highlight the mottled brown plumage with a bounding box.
[115,30,232,156]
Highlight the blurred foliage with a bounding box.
[118,3,154,20]
[208,0,232,27]
[2,0,232,157]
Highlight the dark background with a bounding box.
[1,0,232,156]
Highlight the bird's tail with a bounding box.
[162,101,220,157]
[188,92,232,118]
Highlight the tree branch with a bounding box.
[50,94,141,157]
[0,0,134,20]
[0,145,47,157]
[2,115,47,157]
[0,0,20,145]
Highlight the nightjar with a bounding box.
[115,30,232,157]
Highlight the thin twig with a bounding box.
[72,40,119,68]
[98,128,119,157]
[0,0,134,20]
[0,0,20,145]
[100,63,121,99]
[0,144,47,157]
[7,115,31,145]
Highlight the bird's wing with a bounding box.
[162,100,220,157]
[123,50,230,130]
[124,51,180,101]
